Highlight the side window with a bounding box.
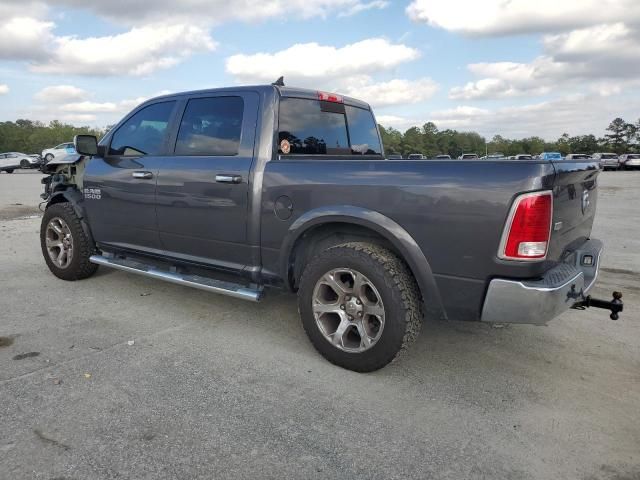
[175,96,243,156]
[109,101,175,156]
[345,105,382,155]
[278,98,350,155]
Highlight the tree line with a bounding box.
[379,117,640,158]
[0,116,638,158]
[0,120,106,155]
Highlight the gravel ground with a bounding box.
[0,169,638,480]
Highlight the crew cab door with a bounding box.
[155,91,259,271]
[83,100,178,252]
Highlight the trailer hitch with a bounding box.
[572,291,623,320]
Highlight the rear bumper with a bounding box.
[481,238,602,325]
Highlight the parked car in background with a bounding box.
[434,154,451,159]
[566,154,592,160]
[0,152,41,170]
[41,142,76,163]
[592,153,620,171]
[387,154,403,160]
[512,154,534,160]
[539,152,563,160]
[407,153,425,159]
[458,153,479,160]
[0,153,19,173]
[618,153,640,170]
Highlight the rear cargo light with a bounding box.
[498,191,553,261]
[317,91,343,103]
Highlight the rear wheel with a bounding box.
[5,169,14,174]
[40,203,98,281]
[298,242,422,372]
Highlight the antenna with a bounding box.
[272,76,285,87]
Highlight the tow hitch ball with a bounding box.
[572,291,624,320]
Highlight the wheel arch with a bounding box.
[46,187,96,250]
[281,205,446,320]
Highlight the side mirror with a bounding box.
[74,134,98,156]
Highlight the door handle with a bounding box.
[216,174,242,184]
[132,171,153,179]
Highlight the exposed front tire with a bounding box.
[40,202,98,281]
[297,242,422,372]
[45,154,53,163]
[20,160,29,169]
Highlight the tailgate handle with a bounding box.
[216,174,242,184]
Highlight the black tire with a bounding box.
[298,242,422,372]
[45,154,53,163]
[40,202,98,281]
[5,169,13,174]
[20,160,29,169]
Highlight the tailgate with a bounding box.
[547,159,600,261]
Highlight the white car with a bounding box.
[619,153,640,170]
[592,153,619,171]
[0,152,40,173]
[42,142,76,163]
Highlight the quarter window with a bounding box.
[109,101,175,156]
[345,105,382,155]
[175,96,244,156]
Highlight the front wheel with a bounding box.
[20,160,29,169]
[5,169,14,174]
[298,242,423,372]
[45,154,53,163]
[40,203,98,281]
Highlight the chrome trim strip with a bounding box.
[90,255,263,302]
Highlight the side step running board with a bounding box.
[89,254,263,302]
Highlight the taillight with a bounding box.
[498,191,553,260]
[317,91,343,103]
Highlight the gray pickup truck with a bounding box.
[39,83,622,371]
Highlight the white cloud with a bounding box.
[449,77,550,100]
[226,38,419,85]
[34,85,88,103]
[31,24,217,76]
[427,94,640,139]
[341,77,438,107]
[0,85,9,95]
[59,113,97,123]
[376,115,421,130]
[406,0,639,36]
[50,0,389,25]
[338,0,389,17]
[448,20,640,100]
[0,17,54,60]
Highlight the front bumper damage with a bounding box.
[481,239,622,324]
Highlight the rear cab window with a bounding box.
[278,97,382,157]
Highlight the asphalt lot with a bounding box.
[1,169,638,480]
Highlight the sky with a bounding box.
[0,0,639,140]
